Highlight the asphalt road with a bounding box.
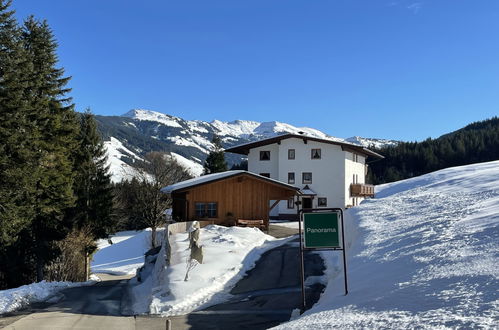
[2,224,325,330]
[177,236,325,330]
[1,275,136,330]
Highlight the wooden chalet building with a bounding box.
[162,170,299,228]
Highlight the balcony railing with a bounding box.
[350,184,375,197]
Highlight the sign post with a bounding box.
[298,208,348,312]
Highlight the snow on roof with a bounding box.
[161,170,299,194]
[299,185,317,196]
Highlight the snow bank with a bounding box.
[92,228,164,275]
[277,160,499,329]
[0,280,94,314]
[131,225,286,316]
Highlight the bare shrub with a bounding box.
[45,227,96,282]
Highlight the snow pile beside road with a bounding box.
[277,160,499,329]
[92,228,164,275]
[0,280,94,314]
[132,225,282,316]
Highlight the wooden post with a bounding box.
[83,250,89,281]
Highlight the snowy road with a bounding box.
[176,236,326,329]
[1,231,323,330]
[1,275,136,330]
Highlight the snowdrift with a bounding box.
[92,228,164,275]
[129,225,287,316]
[277,161,499,329]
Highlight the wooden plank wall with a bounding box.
[182,175,295,224]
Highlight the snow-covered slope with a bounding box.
[92,228,165,275]
[123,109,183,128]
[129,225,287,316]
[277,161,499,329]
[103,137,141,183]
[345,136,399,149]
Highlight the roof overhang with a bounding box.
[224,133,384,159]
[162,170,300,195]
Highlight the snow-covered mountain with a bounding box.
[97,109,394,182]
[345,136,399,149]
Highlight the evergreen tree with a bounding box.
[369,117,499,185]
[68,110,115,239]
[203,134,227,175]
[21,16,79,281]
[0,0,35,249]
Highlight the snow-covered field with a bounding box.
[129,225,290,316]
[277,160,499,329]
[92,228,164,275]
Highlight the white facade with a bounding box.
[246,137,368,217]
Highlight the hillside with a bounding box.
[277,160,499,329]
[368,117,499,184]
[96,109,396,181]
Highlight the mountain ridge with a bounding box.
[95,109,397,182]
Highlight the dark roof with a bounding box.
[224,133,384,159]
[162,170,300,194]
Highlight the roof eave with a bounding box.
[163,171,300,194]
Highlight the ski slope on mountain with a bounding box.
[103,137,140,183]
[277,161,499,329]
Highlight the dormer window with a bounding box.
[311,149,321,159]
[260,151,270,161]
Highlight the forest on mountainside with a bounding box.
[368,117,499,184]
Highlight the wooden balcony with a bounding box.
[350,184,375,197]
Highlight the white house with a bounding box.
[225,133,383,219]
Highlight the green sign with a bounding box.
[303,212,341,248]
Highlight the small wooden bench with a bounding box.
[237,219,267,231]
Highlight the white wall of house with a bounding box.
[248,143,280,179]
[344,152,367,207]
[245,136,373,217]
[247,137,369,217]
[276,138,346,215]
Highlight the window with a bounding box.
[195,202,218,218]
[288,172,295,184]
[311,148,321,159]
[288,149,295,160]
[195,203,204,218]
[287,198,295,209]
[207,202,217,218]
[318,198,327,207]
[260,151,270,161]
[260,173,270,178]
[302,172,312,184]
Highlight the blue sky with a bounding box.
[13,0,499,141]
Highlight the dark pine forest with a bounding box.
[368,117,499,184]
